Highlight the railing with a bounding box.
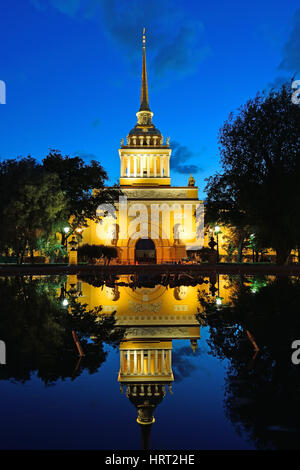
[120,349,172,377]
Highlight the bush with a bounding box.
[78,244,104,263]
[78,244,118,264]
[197,247,217,263]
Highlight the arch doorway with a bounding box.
[135,238,156,264]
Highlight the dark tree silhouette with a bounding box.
[205,81,300,264]
[198,275,300,449]
[0,276,123,384]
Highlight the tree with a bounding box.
[0,157,66,263]
[36,235,68,263]
[197,276,300,449]
[205,80,300,264]
[42,150,121,244]
[0,276,124,384]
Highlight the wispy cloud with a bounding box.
[170,140,205,174]
[31,0,210,80]
[261,9,300,92]
[73,150,99,161]
[92,118,100,128]
[172,345,207,382]
[279,9,300,74]
[265,75,292,92]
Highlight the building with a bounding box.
[81,30,203,264]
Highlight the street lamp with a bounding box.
[63,226,70,249]
[250,233,256,263]
[214,225,221,263]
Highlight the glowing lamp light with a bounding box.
[216,297,222,306]
[214,225,220,234]
[64,227,70,234]
[62,298,69,307]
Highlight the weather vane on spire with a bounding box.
[143,27,146,46]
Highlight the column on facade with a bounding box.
[168,349,172,373]
[167,155,170,177]
[133,155,137,177]
[153,155,157,177]
[126,350,130,374]
[160,155,163,177]
[154,350,158,374]
[161,350,165,374]
[140,350,144,375]
[133,350,137,374]
[140,155,143,177]
[120,350,125,373]
[127,156,131,177]
[147,155,150,176]
[147,349,151,375]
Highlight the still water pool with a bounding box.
[0,273,299,450]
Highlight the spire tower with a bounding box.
[140,28,150,112]
[119,28,172,186]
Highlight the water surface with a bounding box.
[0,273,299,450]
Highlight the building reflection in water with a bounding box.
[66,273,231,449]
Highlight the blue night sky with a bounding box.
[0,0,299,198]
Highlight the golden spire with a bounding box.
[139,27,150,112]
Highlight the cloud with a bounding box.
[31,0,81,15]
[92,118,100,128]
[73,150,99,161]
[265,75,292,92]
[279,9,300,74]
[30,0,46,10]
[170,140,205,174]
[51,0,82,17]
[262,10,300,93]
[151,22,210,78]
[30,0,210,80]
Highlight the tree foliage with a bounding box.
[42,150,120,242]
[0,157,66,262]
[0,151,121,262]
[197,275,300,449]
[205,81,300,264]
[0,276,124,384]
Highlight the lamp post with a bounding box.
[63,226,70,249]
[249,233,256,263]
[214,225,220,263]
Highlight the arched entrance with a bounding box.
[135,238,156,264]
